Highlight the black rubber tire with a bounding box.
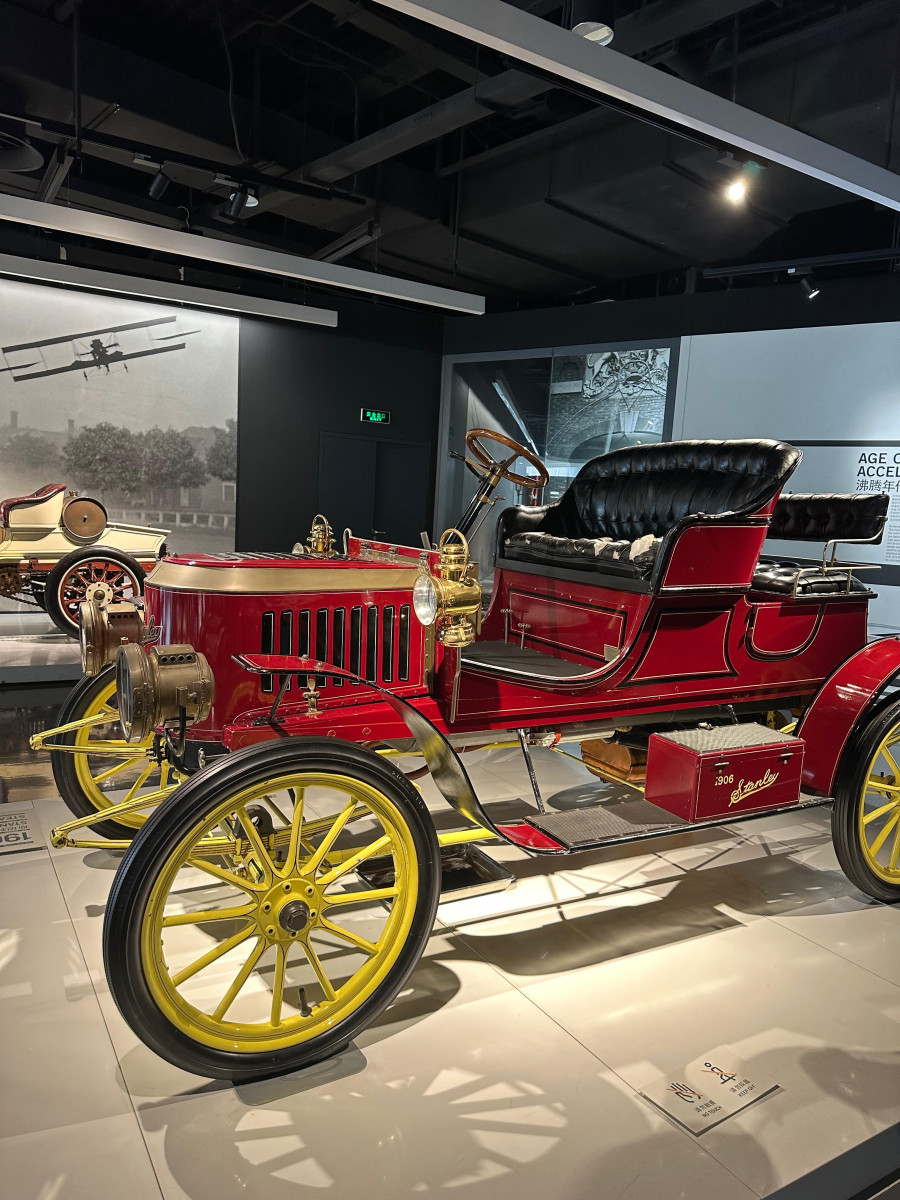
[51,666,143,841]
[832,696,900,903]
[103,737,441,1081]
[45,547,145,638]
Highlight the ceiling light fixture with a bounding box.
[720,154,764,205]
[801,277,820,300]
[787,267,821,300]
[725,178,746,203]
[148,169,171,201]
[569,0,613,44]
[226,187,258,219]
[0,130,44,173]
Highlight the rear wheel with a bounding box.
[45,548,144,637]
[51,667,180,841]
[104,738,440,1080]
[832,698,900,902]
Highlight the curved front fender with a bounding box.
[231,653,496,833]
[797,635,900,795]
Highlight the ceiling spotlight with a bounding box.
[148,169,171,201]
[801,277,820,300]
[226,187,258,219]
[725,178,746,204]
[0,130,44,173]
[569,0,613,44]
[573,20,614,42]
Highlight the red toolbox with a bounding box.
[644,724,805,822]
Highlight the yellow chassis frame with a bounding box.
[37,712,499,853]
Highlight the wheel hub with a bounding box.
[84,581,115,605]
[257,879,320,941]
[278,899,311,932]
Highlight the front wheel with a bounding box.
[45,547,145,637]
[104,738,441,1080]
[832,697,900,903]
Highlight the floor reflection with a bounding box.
[0,686,68,804]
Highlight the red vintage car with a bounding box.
[36,431,900,1081]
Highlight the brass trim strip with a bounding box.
[146,560,420,594]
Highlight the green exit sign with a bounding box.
[361,407,391,425]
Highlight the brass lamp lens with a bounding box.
[413,574,438,626]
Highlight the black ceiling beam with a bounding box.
[544,196,687,259]
[458,227,611,285]
[372,245,524,297]
[307,0,482,86]
[703,246,900,277]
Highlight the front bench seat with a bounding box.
[495,439,801,581]
[753,491,889,595]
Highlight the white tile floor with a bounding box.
[1,746,899,1200]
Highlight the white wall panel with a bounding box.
[679,323,900,441]
[676,321,900,626]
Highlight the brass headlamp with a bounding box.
[116,643,215,743]
[308,513,335,556]
[412,529,481,649]
[79,596,150,677]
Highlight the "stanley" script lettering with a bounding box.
[729,768,779,807]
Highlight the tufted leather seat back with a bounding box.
[767,492,889,543]
[537,439,801,542]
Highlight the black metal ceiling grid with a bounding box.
[0,0,898,311]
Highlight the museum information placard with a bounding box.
[640,1044,780,1135]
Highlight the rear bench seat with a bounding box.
[495,439,801,582]
[752,492,889,596]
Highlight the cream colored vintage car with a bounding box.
[0,483,168,635]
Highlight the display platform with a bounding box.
[0,611,82,684]
[1,743,898,1200]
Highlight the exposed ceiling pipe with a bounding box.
[301,70,553,186]
[611,0,761,57]
[310,219,382,261]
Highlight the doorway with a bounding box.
[317,433,432,546]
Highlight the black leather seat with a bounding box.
[753,491,889,596]
[766,492,889,542]
[751,563,870,595]
[496,439,801,581]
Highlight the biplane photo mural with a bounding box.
[0,277,239,612]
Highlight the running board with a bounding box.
[500,792,833,854]
[359,842,515,901]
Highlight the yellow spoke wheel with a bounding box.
[833,698,900,902]
[51,665,182,841]
[104,737,440,1080]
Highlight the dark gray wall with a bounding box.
[443,273,900,357]
[237,302,442,551]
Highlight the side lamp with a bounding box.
[412,528,482,649]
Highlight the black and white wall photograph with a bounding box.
[0,277,239,591]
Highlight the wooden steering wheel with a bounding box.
[465,427,549,491]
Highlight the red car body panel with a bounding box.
[797,635,900,794]
[140,497,900,832]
